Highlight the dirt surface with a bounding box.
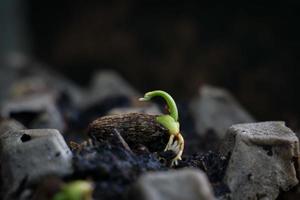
[65,113,231,199]
[71,141,166,200]
[68,142,230,199]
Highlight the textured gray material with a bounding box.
[129,169,215,200]
[0,119,25,135]
[0,65,83,108]
[1,93,65,131]
[14,66,84,107]
[0,129,73,198]
[84,70,139,107]
[190,85,254,138]
[221,121,300,200]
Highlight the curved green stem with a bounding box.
[139,90,178,121]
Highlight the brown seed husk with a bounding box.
[87,113,169,152]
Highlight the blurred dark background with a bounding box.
[2,1,300,128]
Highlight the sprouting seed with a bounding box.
[139,90,184,166]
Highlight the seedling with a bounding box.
[53,180,94,200]
[139,90,184,166]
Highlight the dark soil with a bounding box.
[67,141,230,200]
[65,111,231,200]
[5,96,231,200]
[71,142,166,200]
[176,151,230,197]
[60,100,231,200]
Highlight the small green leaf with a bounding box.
[53,180,93,200]
[156,115,179,135]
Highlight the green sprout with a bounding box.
[140,90,184,166]
[53,180,94,200]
